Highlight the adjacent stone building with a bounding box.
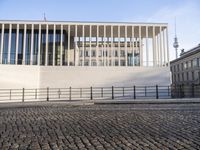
[170,44,200,98]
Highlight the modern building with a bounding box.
[170,44,200,97]
[0,20,170,88]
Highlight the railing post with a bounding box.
[179,85,182,98]
[47,87,49,101]
[101,87,103,98]
[145,86,147,97]
[58,89,61,99]
[10,89,12,100]
[156,85,159,99]
[192,84,195,98]
[134,86,136,99]
[35,89,37,99]
[90,87,93,100]
[168,86,170,96]
[112,86,114,99]
[80,88,82,98]
[22,88,25,102]
[69,87,71,100]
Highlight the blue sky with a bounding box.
[0,0,200,60]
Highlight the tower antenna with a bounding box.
[173,17,179,59]
[43,13,47,21]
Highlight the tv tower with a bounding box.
[173,18,179,59]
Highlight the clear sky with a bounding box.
[0,0,200,60]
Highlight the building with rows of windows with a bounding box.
[0,20,170,88]
[170,44,200,97]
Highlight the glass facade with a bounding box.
[0,23,168,67]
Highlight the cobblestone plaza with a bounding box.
[0,102,200,149]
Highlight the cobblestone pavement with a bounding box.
[0,102,200,150]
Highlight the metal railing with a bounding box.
[0,85,172,102]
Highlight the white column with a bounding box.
[125,26,128,66]
[166,27,169,66]
[8,24,12,64]
[157,32,160,66]
[82,25,84,66]
[152,26,156,66]
[132,26,134,66]
[107,37,109,66]
[30,24,34,65]
[111,26,113,66]
[53,24,56,66]
[15,24,19,64]
[146,26,149,66]
[68,25,71,66]
[118,26,120,66]
[89,25,92,66]
[103,25,106,66]
[45,24,48,66]
[163,27,166,66]
[96,25,99,66]
[60,24,63,66]
[0,24,4,64]
[38,24,41,66]
[23,24,27,65]
[75,25,78,66]
[139,26,142,66]
[159,26,163,66]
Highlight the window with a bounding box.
[184,62,188,69]
[115,60,119,66]
[115,51,118,57]
[92,51,96,57]
[188,61,191,68]
[181,63,184,70]
[192,72,194,81]
[85,51,89,57]
[182,73,184,81]
[186,72,189,80]
[120,50,125,57]
[191,60,193,68]
[193,59,197,67]
[177,73,180,82]
[174,65,176,72]
[197,58,200,67]
[177,64,179,71]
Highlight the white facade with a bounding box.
[0,20,170,89]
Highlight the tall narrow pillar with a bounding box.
[146,26,149,66]
[60,24,63,66]
[0,24,4,64]
[103,25,106,66]
[15,24,19,65]
[152,26,156,66]
[89,25,92,66]
[45,24,48,66]
[53,24,56,66]
[118,26,120,66]
[8,24,12,64]
[68,25,71,66]
[111,26,113,66]
[38,24,41,65]
[23,24,27,65]
[30,24,34,65]
[132,26,135,66]
[139,26,142,66]
[166,27,169,66]
[159,26,163,66]
[163,27,166,66]
[75,25,78,66]
[125,26,128,66]
[96,25,99,66]
[82,25,84,66]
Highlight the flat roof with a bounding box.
[0,20,168,26]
